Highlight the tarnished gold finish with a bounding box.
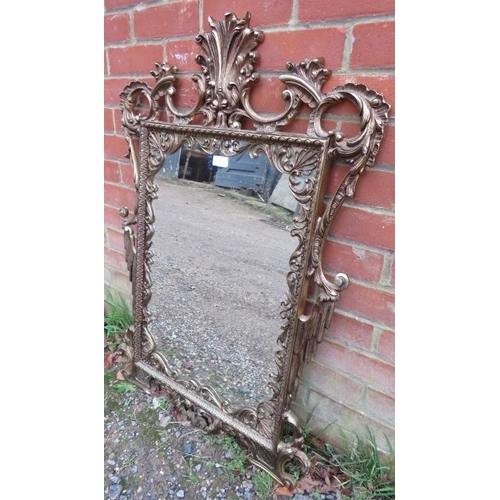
[118,12,390,486]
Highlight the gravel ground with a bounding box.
[104,367,342,500]
[104,178,344,499]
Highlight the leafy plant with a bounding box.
[221,436,249,475]
[112,381,136,394]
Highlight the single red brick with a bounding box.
[104,13,130,43]
[258,28,346,72]
[165,38,201,72]
[314,340,394,394]
[299,0,394,23]
[336,281,394,327]
[134,0,198,40]
[202,0,293,30]
[322,239,385,283]
[364,387,395,425]
[104,181,137,209]
[104,160,120,183]
[325,313,374,350]
[377,329,394,362]
[104,107,114,133]
[104,133,128,160]
[351,21,395,69]
[108,44,164,76]
[328,205,395,251]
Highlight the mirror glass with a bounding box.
[147,143,299,407]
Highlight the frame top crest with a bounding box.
[120,11,389,136]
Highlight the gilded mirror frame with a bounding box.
[117,12,390,486]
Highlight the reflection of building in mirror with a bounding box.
[160,145,294,207]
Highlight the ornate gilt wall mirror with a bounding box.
[118,12,389,487]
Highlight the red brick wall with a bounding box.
[104,0,395,453]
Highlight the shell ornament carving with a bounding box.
[118,12,390,487]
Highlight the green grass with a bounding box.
[334,428,394,499]
[220,436,250,476]
[282,406,394,500]
[253,470,274,499]
[104,289,133,350]
[308,427,395,500]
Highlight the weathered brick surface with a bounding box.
[104,205,124,229]
[377,329,395,362]
[257,28,346,72]
[119,161,135,187]
[133,0,198,40]
[314,341,394,394]
[202,0,293,29]
[325,165,395,210]
[104,133,128,160]
[108,44,164,75]
[350,21,395,69]
[104,182,136,210]
[322,238,385,283]
[105,0,147,10]
[336,280,395,328]
[301,361,365,407]
[104,160,120,183]
[104,107,114,133]
[298,0,394,23]
[106,227,126,251]
[365,387,395,425]
[324,313,374,350]
[165,38,201,72]
[328,205,395,251]
[104,13,130,43]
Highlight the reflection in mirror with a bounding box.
[148,145,297,407]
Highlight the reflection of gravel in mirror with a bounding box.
[148,177,296,408]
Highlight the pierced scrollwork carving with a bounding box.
[117,11,390,486]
